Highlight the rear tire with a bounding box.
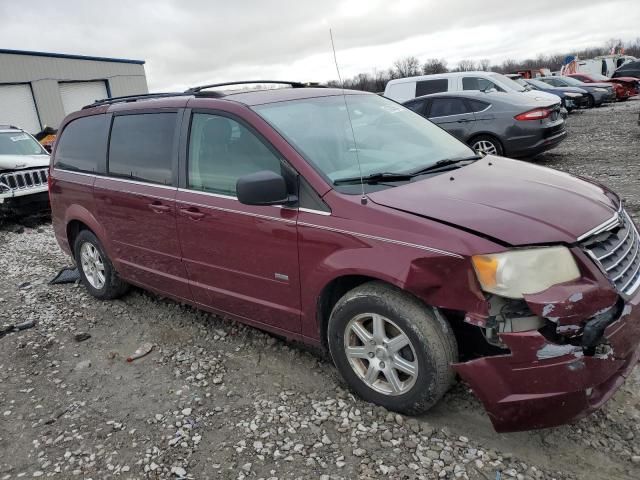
[469,135,503,156]
[586,94,595,108]
[327,281,457,415]
[74,230,129,300]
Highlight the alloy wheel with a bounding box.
[343,313,418,396]
[80,242,106,290]
[472,139,498,155]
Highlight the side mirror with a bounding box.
[236,170,297,206]
[482,87,498,93]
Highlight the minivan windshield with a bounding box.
[489,73,527,92]
[253,94,475,188]
[0,132,47,156]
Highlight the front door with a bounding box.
[94,111,191,300]
[176,111,301,333]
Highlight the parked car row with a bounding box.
[384,71,569,158]
[403,91,565,157]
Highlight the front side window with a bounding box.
[188,113,282,196]
[55,115,108,172]
[108,113,176,185]
[462,77,503,92]
[0,131,47,156]
[253,94,474,188]
[428,98,469,118]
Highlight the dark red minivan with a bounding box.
[49,82,640,432]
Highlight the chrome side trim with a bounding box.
[299,207,331,216]
[177,187,237,200]
[53,168,95,178]
[175,198,297,225]
[297,221,463,258]
[54,169,177,190]
[97,176,176,190]
[577,209,622,242]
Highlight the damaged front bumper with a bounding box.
[454,281,640,432]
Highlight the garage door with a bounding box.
[0,84,41,133]
[59,81,108,115]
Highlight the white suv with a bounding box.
[0,125,50,211]
[384,71,559,104]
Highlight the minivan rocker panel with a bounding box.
[49,87,640,433]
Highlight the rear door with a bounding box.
[93,110,191,299]
[425,97,476,140]
[175,109,301,333]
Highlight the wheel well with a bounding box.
[317,275,392,352]
[66,220,90,255]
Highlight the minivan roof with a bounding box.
[387,71,500,85]
[81,87,370,114]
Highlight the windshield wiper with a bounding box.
[408,154,483,175]
[333,155,482,185]
[333,172,414,185]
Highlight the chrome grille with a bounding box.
[582,210,640,296]
[0,168,48,192]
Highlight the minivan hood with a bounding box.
[0,154,49,171]
[368,157,618,246]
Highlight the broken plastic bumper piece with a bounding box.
[454,285,640,432]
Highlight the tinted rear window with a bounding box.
[429,98,469,117]
[468,99,490,112]
[416,79,448,96]
[55,115,108,172]
[108,113,177,185]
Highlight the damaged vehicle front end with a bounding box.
[367,153,640,432]
[455,209,640,432]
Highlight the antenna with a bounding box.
[330,29,367,206]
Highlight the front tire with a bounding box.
[586,94,595,108]
[327,282,457,415]
[74,230,129,300]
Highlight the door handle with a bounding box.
[180,207,205,220]
[148,202,171,213]
[457,119,472,123]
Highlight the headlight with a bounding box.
[594,88,607,92]
[565,92,581,98]
[472,246,580,299]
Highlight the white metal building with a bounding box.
[0,49,148,133]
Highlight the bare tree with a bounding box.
[500,58,519,73]
[605,37,624,54]
[393,56,421,77]
[456,59,477,72]
[478,59,491,71]
[422,58,448,74]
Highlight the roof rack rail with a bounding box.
[82,92,195,109]
[0,124,19,130]
[185,80,306,93]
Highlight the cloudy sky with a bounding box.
[1,0,638,91]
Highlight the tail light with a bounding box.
[514,107,552,121]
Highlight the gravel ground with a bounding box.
[1,99,640,480]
